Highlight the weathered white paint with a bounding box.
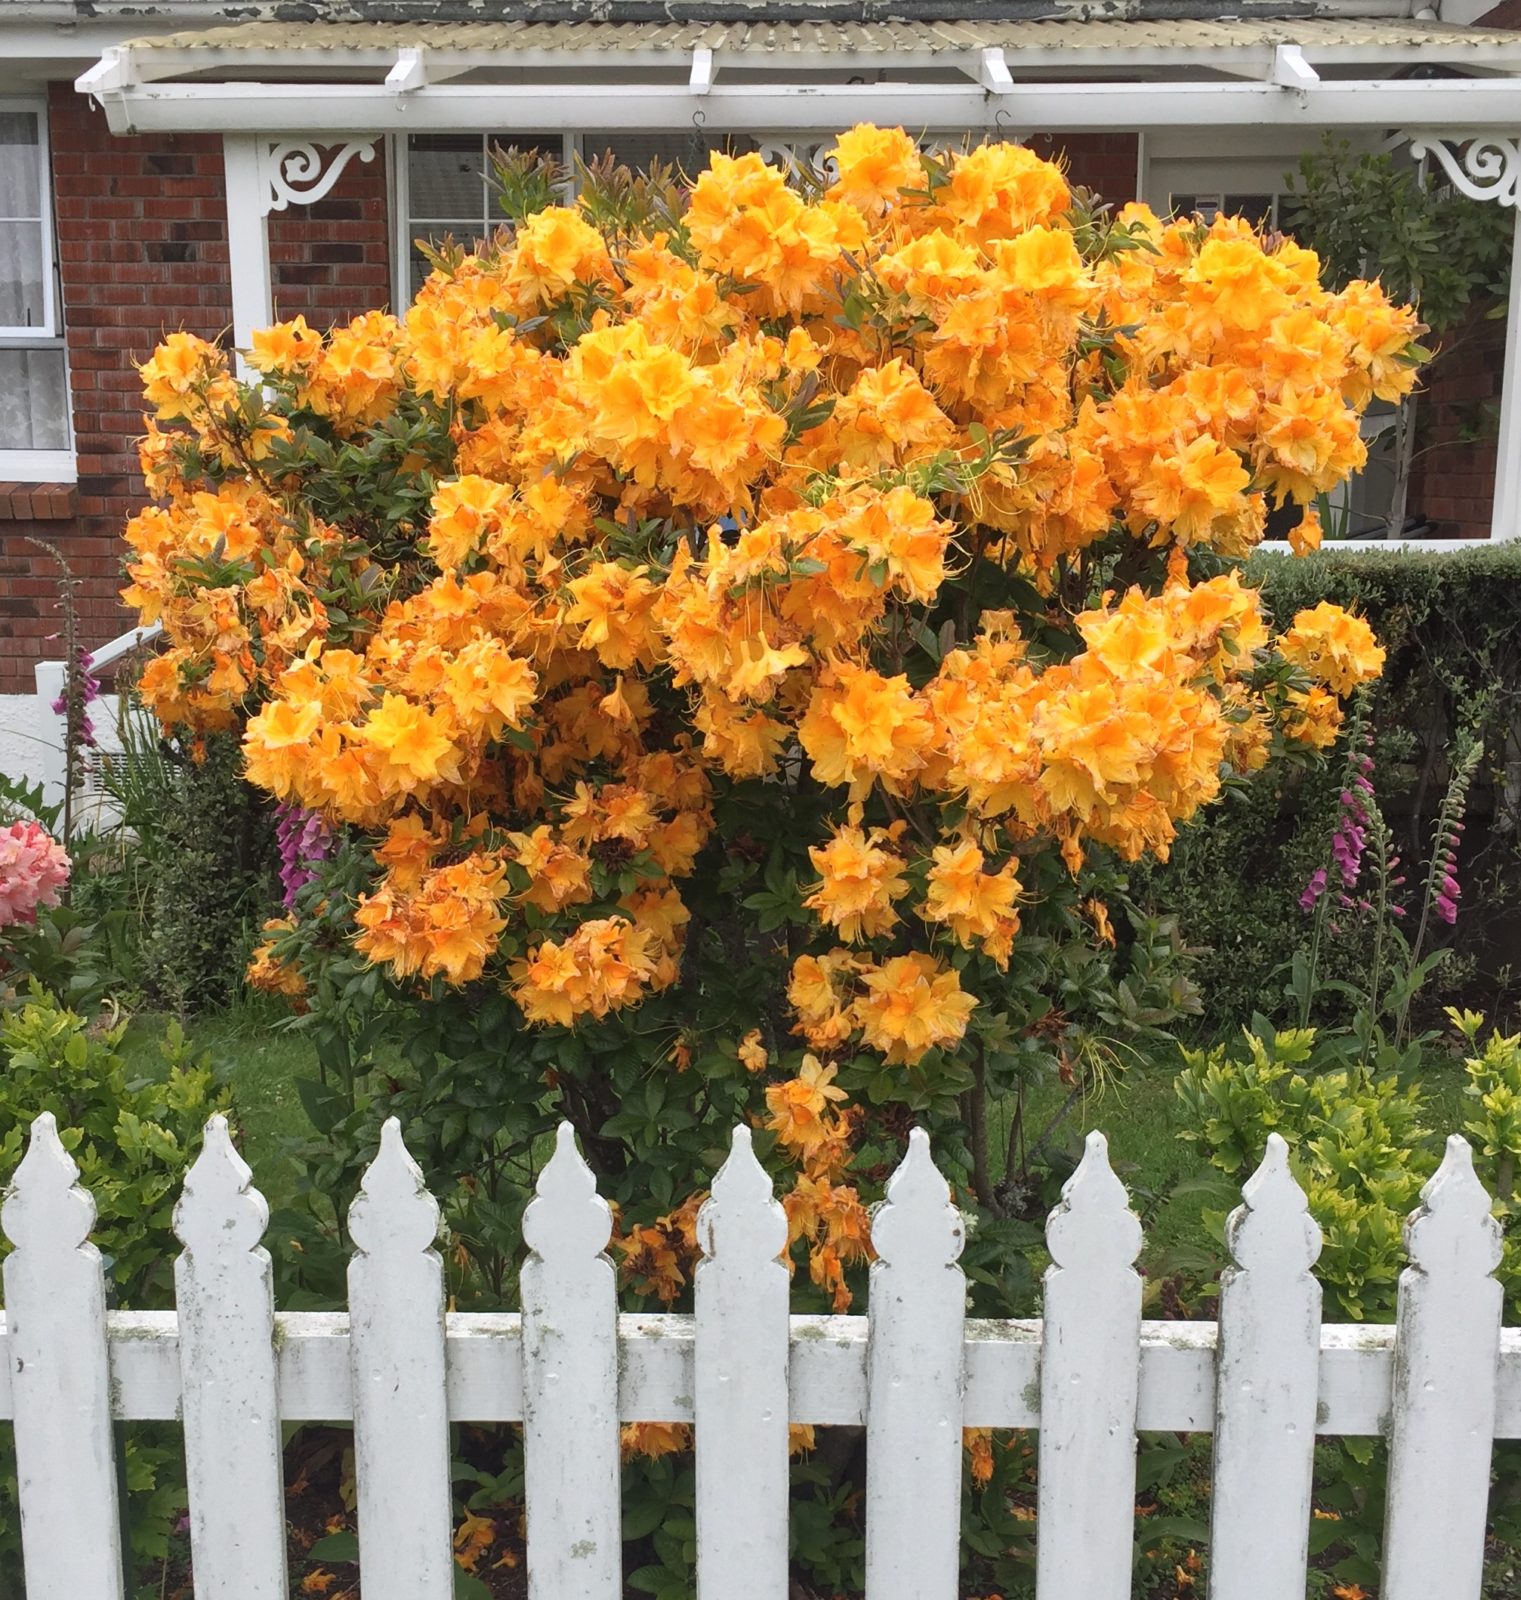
[694,1125,790,1600]
[85,75,1521,140]
[1382,1135,1504,1600]
[1036,1131,1144,1600]
[346,1118,454,1600]
[223,133,275,371]
[865,1129,965,1600]
[520,1122,621,1600]
[1,1121,1518,1589]
[173,1115,287,1600]
[0,1113,125,1600]
[18,1307,1521,1434]
[1209,1133,1323,1600]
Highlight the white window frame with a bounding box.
[0,95,74,483]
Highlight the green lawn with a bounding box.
[118,999,317,1209]
[117,1005,1479,1288]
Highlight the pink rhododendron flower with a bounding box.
[0,820,71,927]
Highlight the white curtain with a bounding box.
[0,348,69,450]
[0,111,45,332]
[0,109,68,450]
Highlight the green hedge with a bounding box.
[142,734,277,1011]
[1137,543,1521,1026]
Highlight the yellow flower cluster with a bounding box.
[788,947,978,1067]
[123,127,1403,1062]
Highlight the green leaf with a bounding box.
[307,1530,360,1563]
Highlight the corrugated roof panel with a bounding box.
[125,14,1521,55]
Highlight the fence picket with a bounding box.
[0,1112,125,1599]
[865,1128,966,1600]
[1383,1135,1503,1600]
[694,1125,790,1600]
[1208,1133,1322,1600]
[173,1114,288,1599]
[520,1121,621,1600]
[346,1117,454,1600]
[1036,1130,1143,1600]
[4,1112,1519,1597]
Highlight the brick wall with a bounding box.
[0,89,233,693]
[268,142,392,327]
[1032,133,1140,207]
[1406,302,1504,541]
[0,96,393,693]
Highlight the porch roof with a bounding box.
[113,15,1521,72]
[78,13,1521,136]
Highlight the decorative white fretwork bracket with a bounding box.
[1403,132,1521,207]
[262,139,380,214]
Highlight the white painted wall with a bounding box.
[0,677,125,828]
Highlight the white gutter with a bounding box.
[77,75,1521,136]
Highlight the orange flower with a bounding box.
[799,664,934,800]
[765,1055,848,1159]
[804,823,909,943]
[510,916,658,1025]
[620,1422,691,1461]
[1280,602,1385,696]
[851,953,977,1065]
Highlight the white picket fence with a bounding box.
[0,1113,1513,1600]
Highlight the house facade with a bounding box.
[3,0,1521,694]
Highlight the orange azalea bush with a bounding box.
[123,131,1401,1348]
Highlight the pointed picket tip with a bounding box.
[1,1111,95,1252]
[1228,1132,1322,1273]
[174,1114,269,1258]
[1405,1133,1503,1279]
[347,1117,440,1256]
[1045,1130,1142,1272]
[522,1121,612,1262]
[870,1128,964,1271]
[697,1124,787,1263]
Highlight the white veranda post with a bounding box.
[1402,132,1521,542]
[220,134,380,373]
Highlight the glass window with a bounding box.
[404,132,564,300]
[580,131,752,182]
[1169,190,1281,229]
[0,110,51,335]
[402,132,761,300]
[0,348,69,451]
[0,103,70,469]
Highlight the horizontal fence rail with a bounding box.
[0,1114,1509,1600]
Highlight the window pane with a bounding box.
[0,111,41,218]
[408,133,564,224]
[582,132,759,182]
[485,134,563,161]
[582,131,734,181]
[1223,192,1277,228]
[0,220,45,327]
[409,136,489,221]
[0,347,69,450]
[1169,192,1221,222]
